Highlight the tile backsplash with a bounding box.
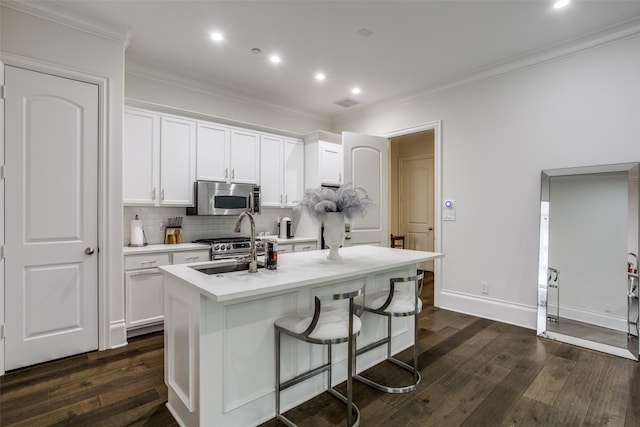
[124,206,293,245]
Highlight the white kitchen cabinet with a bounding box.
[304,131,343,187]
[160,116,196,205]
[125,269,165,329]
[196,123,260,184]
[123,109,159,205]
[196,122,229,182]
[229,128,260,184]
[319,142,343,186]
[260,135,304,207]
[123,108,196,206]
[124,248,210,334]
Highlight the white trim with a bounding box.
[0,54,121,360]
[0,58,5,375]
[334,17,640,126]
[383,121,443,307]
[439,289,538,331]
[556,305,628,333]
[1,0,131,46]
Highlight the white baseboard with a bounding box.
[438,289,537,330]
[555,305,628,333]
[109,320,128,348]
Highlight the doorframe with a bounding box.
[383,121,442,307]
[0,53,112,374]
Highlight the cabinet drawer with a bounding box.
[294,243,317,252]
[125,253,171,270]
[278,243,293,254]
[173,250,210,264]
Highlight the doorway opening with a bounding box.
[385,122,442,308]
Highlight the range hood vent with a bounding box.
[334,98,359,108]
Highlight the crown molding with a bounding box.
[125,63,328,124]
[1,0,130,47]
[332,16,640,127]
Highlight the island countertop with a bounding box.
[160,245,443,302]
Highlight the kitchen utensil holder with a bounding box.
[164,227,182,244]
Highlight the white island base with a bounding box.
[160,246,443,426]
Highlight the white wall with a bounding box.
[332,35,640,328]
[125,72,330,134]
[1,3,127,350]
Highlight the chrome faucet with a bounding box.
[234,211,258,273]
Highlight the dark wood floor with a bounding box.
[2,272,639,426]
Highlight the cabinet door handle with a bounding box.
[339,172,342,182]
[225,168,228,178]
[141,260,157,265]
[186,256,200,261]
[152,188,156,200]
[161,188,165,200]
[285,194,288,204]
[280,194,283,204]
[232,168,235,179]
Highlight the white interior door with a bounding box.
[342,132,389,247]
[399,156,434,271]
[4,66,99,370]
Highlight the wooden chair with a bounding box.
[390,234,405,249]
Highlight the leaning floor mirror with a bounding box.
[537,163,640,360]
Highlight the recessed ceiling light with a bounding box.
[351,86,361,95]
[210,32,224,42]
[270,55,281,64]
[553,0,570,9]
[315,72,326,81]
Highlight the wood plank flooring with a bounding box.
[2,272,639,426]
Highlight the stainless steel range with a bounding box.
[194,237,265,260]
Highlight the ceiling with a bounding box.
[45,0,640,119]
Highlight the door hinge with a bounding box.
[0,85,4,100]
[0,164,5,180]
[0,245,4,259]
[1,324,5,340]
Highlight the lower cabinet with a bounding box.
[125,269,164,329]
[124,248,210,335]
[278,241,317,254]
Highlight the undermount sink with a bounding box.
[192,260,264,275]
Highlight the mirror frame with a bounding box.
[537,162,640,360]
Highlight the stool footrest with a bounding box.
[354,356,421,394]
[280,362,330,391]
[355,336,390,356]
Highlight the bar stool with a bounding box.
[390,234,405,249]
[355,272,424,393]
[275,286,365,427]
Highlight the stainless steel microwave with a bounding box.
[186,181,261,216]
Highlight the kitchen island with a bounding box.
[160,245,443,426]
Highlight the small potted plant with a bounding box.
[297,184,374,259]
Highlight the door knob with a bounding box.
[85,247,95,255]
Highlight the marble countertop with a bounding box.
[160,245,443,302]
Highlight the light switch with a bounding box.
[443,209,456,221]
[443,199,456,221]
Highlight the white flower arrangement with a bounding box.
[296,184,375,225]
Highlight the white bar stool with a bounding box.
[275,286,365,427]
[355,272,424,393]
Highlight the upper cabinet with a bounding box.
[261,135,304,207]
[196,125,259,184]
[304,131,343,188]
[124,108,195,206]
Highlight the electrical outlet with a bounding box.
[480,281,489,294]
[604,304,612,313]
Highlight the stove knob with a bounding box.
[213,244,220,250]
[226,244,232,250]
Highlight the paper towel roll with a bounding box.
[130,219,144,246]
